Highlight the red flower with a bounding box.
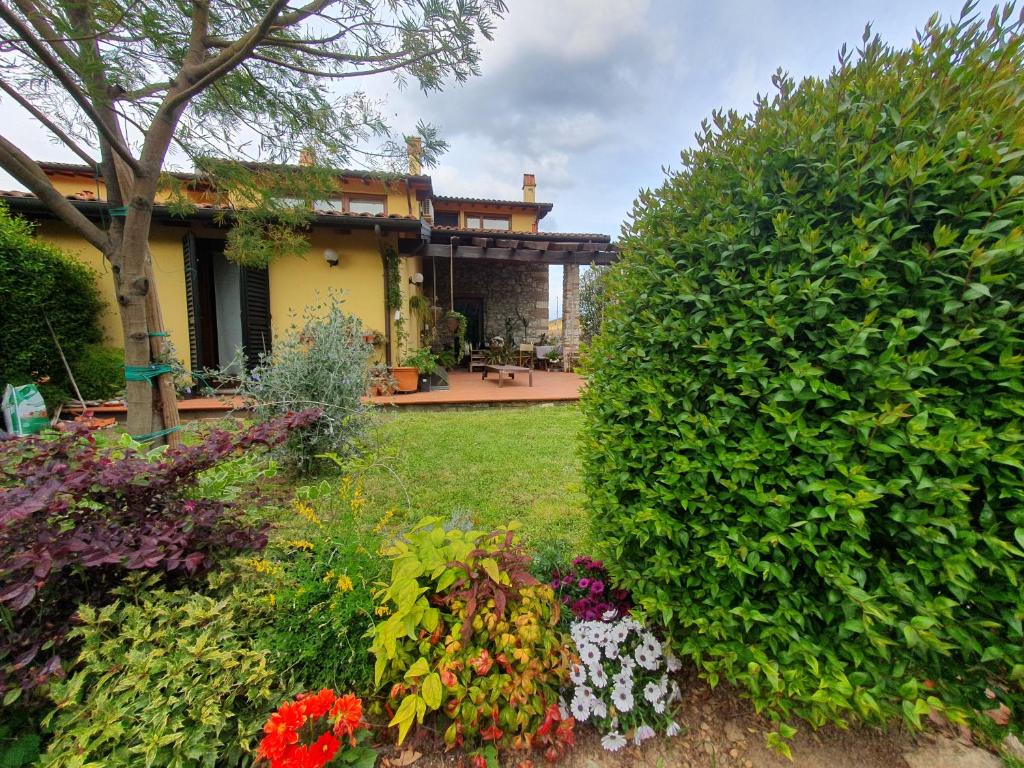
[331,693,363,743]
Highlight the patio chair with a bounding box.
[516,343,535,368]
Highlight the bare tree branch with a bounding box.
[0,78,97,165]
[0,1,141,173]
[0,134,109,251]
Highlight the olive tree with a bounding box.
[0,0,506,440]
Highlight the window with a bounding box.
[434,211,459,227]
[312,199,344,213]
[466,214,511,230]
[347,196,386,215]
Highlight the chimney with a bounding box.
[522,173,536,203]
[406,137,423,176]
[298,148,314,166]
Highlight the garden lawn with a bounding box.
[361,404,590,560]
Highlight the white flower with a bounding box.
[634,724,656,744]
[570,690,592,721]
[612,684,635,712]
[635,646,660,671]
[669,681,682,703]
[666,721,682,737]
[558,699,570,720]
[618,655,636,672]
[570,663,587,685]
[602,608,619,621]
[613,668,633,691]
[601,731,627,752]
[640,632,662,657]
[666,651,682,673]
[652,697,666,714]
[578,642,601,668]
[590,666,609,688]
[609,622,630,644]
[591,698,608,718]
[643,681,663,705]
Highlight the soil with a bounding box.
[379,669,1004,768]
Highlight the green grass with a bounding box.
[360,404,591,560]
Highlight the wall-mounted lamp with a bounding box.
[324,248,339,267]
[409,272,424,285]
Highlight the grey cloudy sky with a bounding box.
[0,0,974,316]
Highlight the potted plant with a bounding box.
[369,363,397,396]
[444,310,467,357]
[402,347,439,392]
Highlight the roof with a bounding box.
[432,195,553,219]
[430,225,611,244]
[34,160,433,189]
[0,189,425,231]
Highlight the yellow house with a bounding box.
[1,154,616,373]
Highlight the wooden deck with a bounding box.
[60,370,585,421]
[369,369,584,407]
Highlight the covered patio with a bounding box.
[368,369,585,407]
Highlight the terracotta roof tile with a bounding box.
[432,194,553,210]
[431,225,612,242]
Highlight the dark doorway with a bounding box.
[183,235,270,372]
[454,297,485,349]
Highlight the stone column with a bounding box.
[562,264,580,369]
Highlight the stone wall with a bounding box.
[561,263,580,363]
[426,257,549,345]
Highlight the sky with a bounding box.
[0,0,974,318]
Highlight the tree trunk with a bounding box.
[114,237,157,440]
[144,256,182,447]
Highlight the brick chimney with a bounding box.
[522,173,536,203]
[407,137,423,175]
[298,148,314,166]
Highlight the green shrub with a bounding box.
[370,518,573,763]
[40,574,278,768]
[582,9,1024,735]
[241,294,373,472]
[0,204,105,403]
[71,344,124,401]
[254,478,383,694]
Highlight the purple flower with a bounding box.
[590,580,605,596]
[573,556,592,568]
[588,559,605,571]
[578,578,591,589]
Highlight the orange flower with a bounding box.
[331,693,363,743]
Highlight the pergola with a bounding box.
[424,228,618,358]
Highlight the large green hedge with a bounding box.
[0,204,111,402]
[582,9,1024,734]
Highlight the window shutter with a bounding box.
[240,265,271,369]
[182,233,203,370]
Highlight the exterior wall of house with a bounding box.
[432,203,539,233]
[32,221,191,363]
[428,257,548,344]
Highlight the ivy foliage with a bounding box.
[0,204,105,402]
[582,7,1024,733]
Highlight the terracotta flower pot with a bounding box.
[445,316,460,332]
[390,366,419,393]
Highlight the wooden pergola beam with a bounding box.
[424,243,616,265]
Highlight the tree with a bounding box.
[0,0,506,441]
[578,265,607,344]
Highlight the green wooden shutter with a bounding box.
[239,265,271,369]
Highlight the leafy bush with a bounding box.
[582,9,1024,735]
[256,479,384,694]
[242,296,373,472]
[39,574,278,768]
[0,204,106,405]
[567,616,683,751]
[0,409,319,698]
[370,518,574,764]
[70,344,124,401]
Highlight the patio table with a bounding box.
[481,364,533,387]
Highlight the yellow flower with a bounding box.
[375,605,391,617]
[372,508,397,534]
[286,539,315,551]
[336,575,354,593]
[268,594,277,607]
[293,500,321,526]
[246,557,284,578]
